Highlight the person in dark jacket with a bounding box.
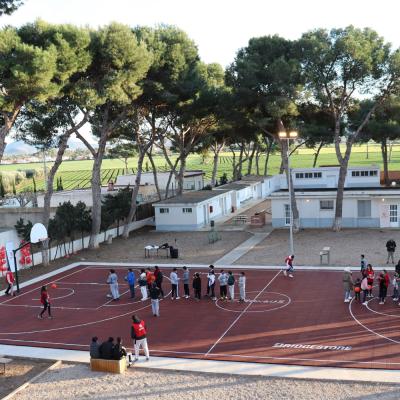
[99,337,114,359]
[395,260,400,275]
[90,336,100,359]
[149,282,161,317]
[192,272,202,301]
[112,337,127,360]
[386,239,396,264]
[154,266,164,297]
[131,315,149,361]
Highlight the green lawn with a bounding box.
[1,144,398,193]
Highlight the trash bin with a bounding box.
[171,248,179,259]
[210,220,215,228]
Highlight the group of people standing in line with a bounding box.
[105,265,248,317]
[343,253,400,305]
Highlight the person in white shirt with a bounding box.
[207,271,216,300]
[106,269,120,300]
[238,272,246,303]
[227,271,235,301]
[139,269,148,301]
[218,270,228,300]
[170,268,180,300]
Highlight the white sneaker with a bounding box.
[362,302,367,305]
[283,271,287,276]
[175,297,180,300]
[347,296,352,300]
[344,299,349,303]
[379,301,384,304]
[288,274,293,278]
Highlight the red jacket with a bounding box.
[6,271,14,284]
[131,320,147,340]
[40,290,50,305]
[384,273,390,288]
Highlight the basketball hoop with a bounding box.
[30,223,48,244]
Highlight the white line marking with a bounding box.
[348,298,400,345]
[0,303,91,310]
[31,288,75,301]
[97,289,131,309]
[205,270,282,356]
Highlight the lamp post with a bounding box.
[278,130,298,256]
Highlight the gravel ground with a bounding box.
[235,228,400,268]
[0,358,51,398]
[11,362,400,400]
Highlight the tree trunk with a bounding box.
[333,142,352,231]
[381,138,389,186]
[88,138,107,249]
[247,143,257,175]
[147,149,161,200]
[312,142,324,168]
[264,139,273,176]
[0,108,20,163]
[124,158,128,174]
[230,147,236,180]
[255,150,261,175]
[165,157,180,199]
[210,144,222,187]
[176,154,187,195]
[123,147,148,238]
[0,126,8,164]
[237,145,244,179]
[389,140,393,162]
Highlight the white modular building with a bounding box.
[154,190,233,231]
[270,165,400,228]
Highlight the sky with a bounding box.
[2,0,400,68]
[3,0,400,153]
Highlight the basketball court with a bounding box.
[1,263,400,370]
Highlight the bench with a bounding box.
[233,215,248,225]
[320,246,331,264]
[0,356,12,374]
[90,357,127,374]
[208,231,221,244]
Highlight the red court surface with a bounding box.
[1,265,400,370]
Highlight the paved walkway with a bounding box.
[214,232,270,265]
[1,344,400,384]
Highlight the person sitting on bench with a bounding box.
[90,336,100,359]
[99,337,114,359]
[112,337,127,360]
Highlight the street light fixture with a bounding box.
[278,130,298,256]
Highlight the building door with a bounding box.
[284,204,290,226]
[203,205,208,225]
[390,204,398,227]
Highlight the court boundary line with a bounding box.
[205,269,282,356]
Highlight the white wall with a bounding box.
[116,172,176,191]
[183,175,204,190]
[37,190,93,207]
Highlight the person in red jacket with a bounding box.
[38,285,52,319]
[130,314,149,362]
[366,264,375,297]
[5,270,15,296]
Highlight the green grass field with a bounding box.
[1,144,399,192]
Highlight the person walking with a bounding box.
[386,239,396,264]
[106,269,120,301]
[366,264,375,297]
[139,269,148,301]
[131,315,149,361]
[360,254,367,273]
[283,255,294,278]
[124,268,136,299]
[182,266,190,299]
[38,285,52,319]
[4,269,15,296]
[361,275,369,305]
[218,270,228,300]
[154,266,164,297]
[207,270,216,300]
[170,268,180,300]
[343,267,353,303]
[149,282,161,317]
[227,271,235,301]
[238,272,246,303]
[192,272,202,301]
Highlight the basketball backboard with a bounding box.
[30,223,48,244]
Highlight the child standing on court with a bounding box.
[182,266,190,299]
[193,272,202,301]
[107,269,120,301]
[392,272,400,301]
[38,285,52,319]
[227,271,235,301]
[4,269,15,296]
[354,278,361,302]
[170,268,180,300]
[360,254,367,272]
[283,255,294,278]
[139,269,148,301]
[124,268,136,299]
[238,272,246,302]
[218,270,228,300]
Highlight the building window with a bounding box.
[313,172,322,178]
[320,200,334,210]
[284,204,290,226]
[159,208,169,214]
[304,172,313,178]
[295,173,304,179]
[352,171,359,177]
[357,200,371,218]
[360,171,369,177]
[352,170,377,177]
[183,207,192,213]
[390,205,398,223]
[369,170,377,176]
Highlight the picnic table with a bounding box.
[144,245,170,258]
